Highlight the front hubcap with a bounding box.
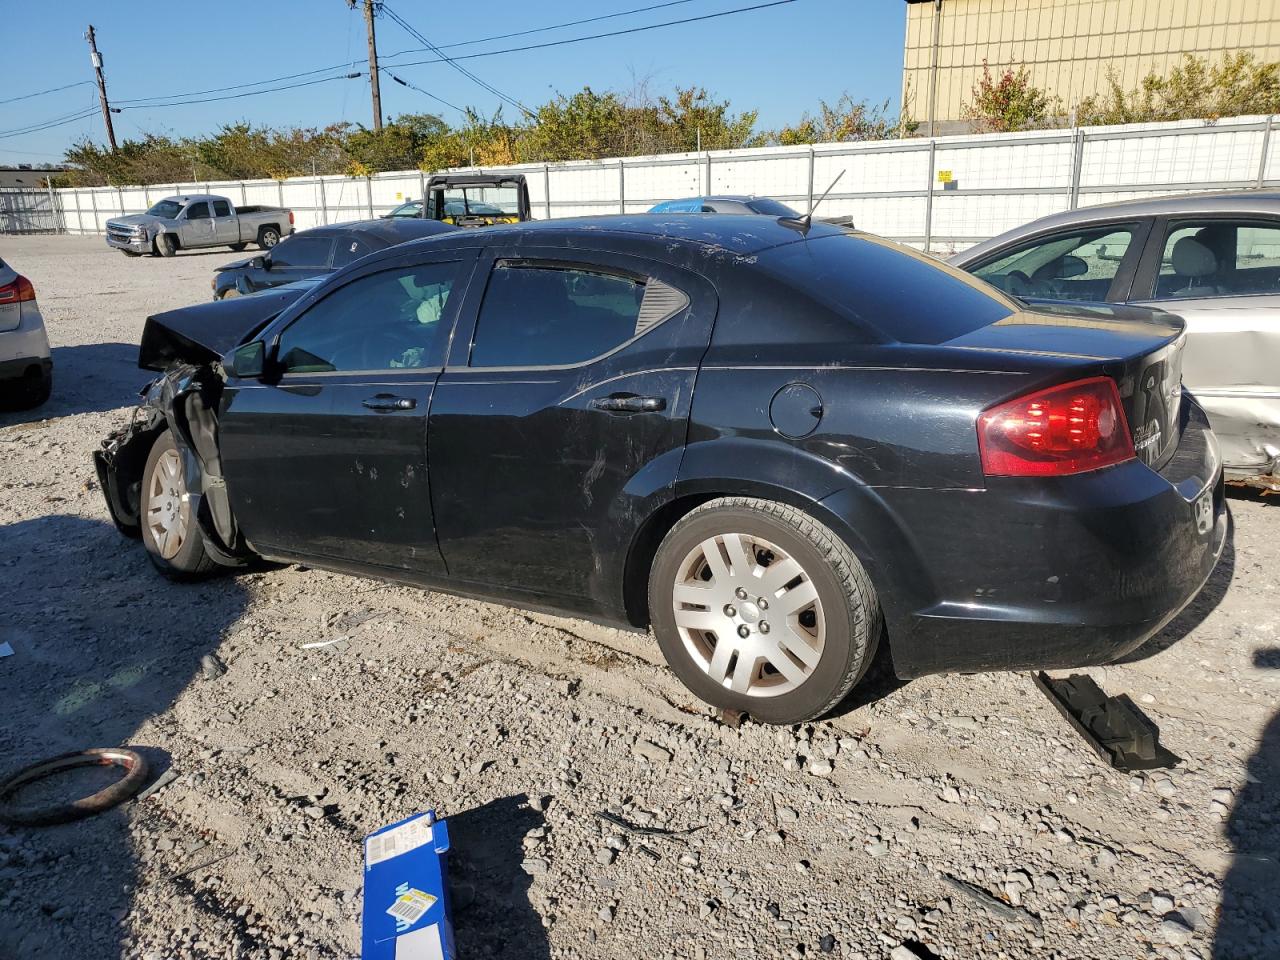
[147,448,190,560]
[672,533,825,698]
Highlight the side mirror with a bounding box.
[251,256,268,270]
[225,340,266,380]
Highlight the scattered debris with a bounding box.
[0,747,149,826]
[716,707,746,728]
[632,739,673,763]
[300,636,349,651]
[596,810,702,838]
[939,873,1044,934]
[1033,671,1180,770]
[132,768,179,803]
[200,654,227,680]
[168,850,236,883]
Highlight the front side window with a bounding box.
[275,261,459,373]
[186,201,211,220]
[972,224,1137,302]
[211,199,232,217]
[270,235,333,268]
[146,200,183,218]
[1153,220,1280,299]
[470,263,649,367]
[390,200,422,218]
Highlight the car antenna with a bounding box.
[779,169,846,235]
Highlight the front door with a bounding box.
[429,249,716,606]
[219,251,474,573]
[259,233,335,291]
[180,200,215,247]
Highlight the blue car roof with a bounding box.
[648,198,706,213]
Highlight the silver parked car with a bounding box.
[951,191,1280,488]
[106,194,294,258]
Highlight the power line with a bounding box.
[383,71,464,114]
[115,62,357,106]
[381,0,798,69]
[117,73,364,110]
[0,109,100,142]
[379,4,533,117]
[381,0,699,57]
[0,80,94,107]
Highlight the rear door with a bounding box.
[428,247,716,606]
[1129,215,1280,471]
[262,234,335,289]
[211,198,238,244]
[219,249,475,573]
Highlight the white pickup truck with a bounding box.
[106,194,294,258]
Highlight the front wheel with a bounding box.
[140,430,216,578]
[257,227,280,249]
[154,233,176,258]
[648,497,881,725]
[228,242,248,252]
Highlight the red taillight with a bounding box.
[978,376,1135,477]
[0,275,36,304]
[288,211,295,225]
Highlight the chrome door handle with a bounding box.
[362,394,416,411]
[590,394,666,413]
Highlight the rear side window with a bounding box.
[470,263,649,367]
[745,198,801,217]
[211,200,232,217]
[271,236,333,268]
[761,234,1013,344]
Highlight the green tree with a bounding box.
[1077,52,1280,125]
[962,62,1057,133]
[344,113,450,174]
[654,86,762,152]
[772,95,899,145]
[520,88,628,161]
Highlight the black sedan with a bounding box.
[210,218,454,300]
[97,216,1225,724]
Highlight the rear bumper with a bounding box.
[833,397,1228,678]
[0,355,52,383]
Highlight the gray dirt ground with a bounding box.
[0,235,1277,960]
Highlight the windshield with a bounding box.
[388,200,422,218]
[145,200,183,218]
[433,185,518,218]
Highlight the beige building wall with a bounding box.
[903,0,1280,126]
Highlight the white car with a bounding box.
[0,256,52,408]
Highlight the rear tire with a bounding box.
[228,242,248,252]
[154,233,176,258]
[140,430,216,579]
[257,226,280,249]
[648,497,881,725]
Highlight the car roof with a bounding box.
[1010,190,1280,231]
[397,213,833,257]
[159,194,223,204]
[292,218,455,246]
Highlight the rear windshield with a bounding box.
[745,198,801,217]
[761,233,1015,344]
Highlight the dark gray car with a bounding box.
[951,191,1280,488]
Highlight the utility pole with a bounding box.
[85,25,118,151]
[362,1,383,131]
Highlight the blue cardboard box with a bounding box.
[361,811,455,960]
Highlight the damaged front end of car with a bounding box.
[94,364,250,567]
[93,290,305,567]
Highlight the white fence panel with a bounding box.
[23,114,1280,251]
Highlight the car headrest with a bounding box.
[1171,236,1217,278]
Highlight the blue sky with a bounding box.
[0,0,907,167]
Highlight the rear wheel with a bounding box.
[648,497,881,725]
[154,233,176,258]
[140,431,215,578]
[257,226,280,249]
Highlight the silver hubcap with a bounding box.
[147,448,189,560]
[672,533,825,698]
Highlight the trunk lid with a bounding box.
[945,301,1188,470]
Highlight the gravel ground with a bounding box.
[1,234,1277,960]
